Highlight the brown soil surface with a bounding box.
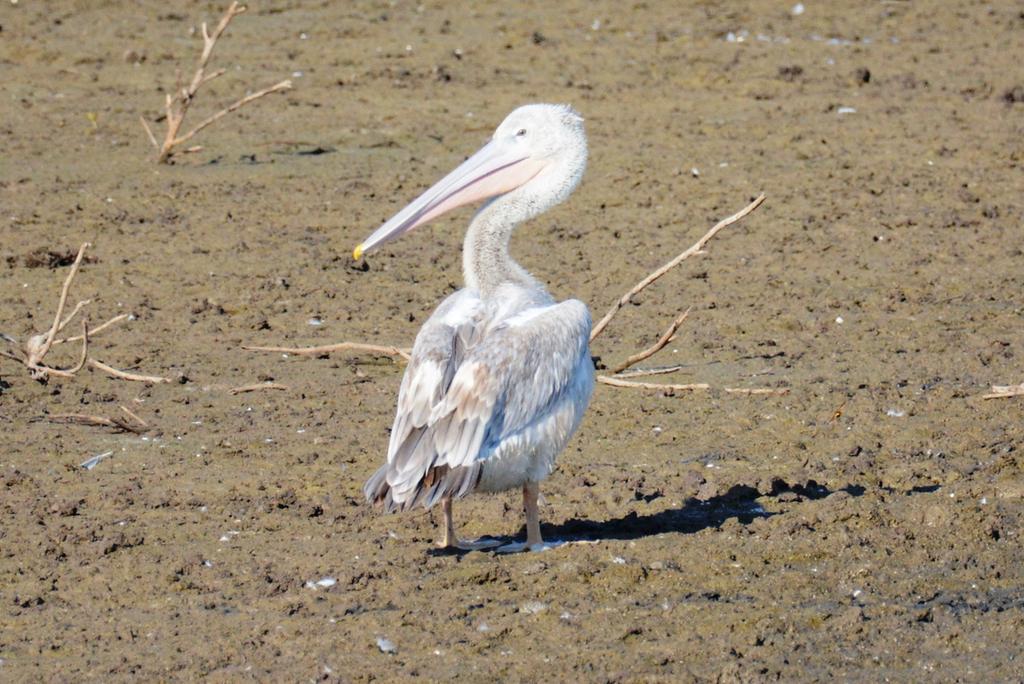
[2,1,1023,681]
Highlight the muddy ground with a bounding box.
[2,0,1023,681]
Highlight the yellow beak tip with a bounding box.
[352,244,364,260]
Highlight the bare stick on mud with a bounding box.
[596,376,710,392]
[608,308,690,375]
[724,386,790,396]
[242,341,412,361]
[229,381,289,395]
[141,1,292,163]
[589,194,783,394]
[981,382,1024,400]
[0,243,170,384]
[589,193,766,343]
[35,410,149,435]
[87,359,170,384]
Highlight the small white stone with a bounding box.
[690,167,700,177]
[835,316,844,324]
[376,636,397,654]
[611,556,626,565]
[520,601,547,614]
[791,3,805,16]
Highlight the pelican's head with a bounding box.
[354,103,587,259]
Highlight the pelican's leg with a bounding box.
[437,496,500,551]
[496,481,562,553]
[524,480,543,546]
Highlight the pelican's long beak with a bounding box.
[353,139,548,259]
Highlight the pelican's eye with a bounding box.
[516,128,527,137]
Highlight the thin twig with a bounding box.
[243,342,412,362]
[58,300,91,332]
[609,308,690,374]
[29,243,90,368]
[613,365,689,378]
[172,79,293,150]
[590,194,765,343]
[88,359,171,384]
[724,387,790,396]
[62,319,90,375]
[37,413,146,435]
[229,381,289,395]
[981,383,1024,400]
[119,404,149,427]
[151,2,292,163]
[140,115,159,149]
[54,314,129,345]
[596,376,710,391]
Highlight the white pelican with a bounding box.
[358,104,594,552]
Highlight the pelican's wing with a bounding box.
[432,299,592,467]
[364,298,592,512]
[364,289,484,510]
[387,290,484,464]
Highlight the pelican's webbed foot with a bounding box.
[494,540,563,554]
[440,537,503,551]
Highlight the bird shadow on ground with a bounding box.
[545,480,865,544]
[430,479,865,555]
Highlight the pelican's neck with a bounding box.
[462,195,542,298]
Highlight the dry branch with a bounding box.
[724,387,790,396]
[24,243,91,376]
[54,314,129,345]
[230,381,289,395]
[119,404,149,427]
[0,243,169,384]
[87,359,171,384]
[36,411,148,435]
[981,382,1024,400]
[597,376,710,392]
[142,1,292,163]
[609,308,690,375]
[243,342,412,361]
[613,365,690,378]
[589,193,766,343]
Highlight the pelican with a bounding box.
[357,104,594,553]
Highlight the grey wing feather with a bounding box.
[364,295,591,512]
[432,299,592,467]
